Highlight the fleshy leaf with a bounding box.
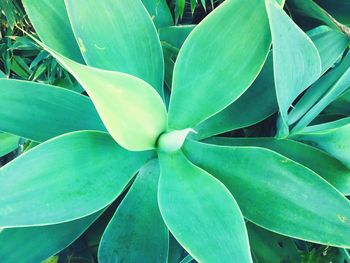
[168,0,272,129]
[33,41,167,151]
[65,0,164,96]
[184,140,350,247]
[142,0,173,28]
[22,0,84,63]
[206,137,350,195]
[194,53,277,139]
[158,151,252,263]
[291,54,350,133]
[159,25,196,50]
[293,117,350,168]
[0,79,105,142]
[0,132,19,157]
[0,211,102,263]
[0,131,154,227]
[288,52,350,127]
[98,159,168,263]
[265,0,322,136]
[308,26,350,74]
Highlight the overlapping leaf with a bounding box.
[65,0,164,96]
[266,0,322,137]
[158,151,252,262]
[168,0,272,130]
[0,211,102,263]
[184,140,350,247]
[0,131,154,227]
[98,159,168,263]
[0,79,105,142]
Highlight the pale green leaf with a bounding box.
[34,41,167,151]
[159,25,196,50]
[142,0,173,28]
[194,53,277,139]
[294,117,350,168]
[0,79,105,142]
[184,140,350,247]
[266,0,322,136]
[0,131,154,227]
[22,0,84,63]
[168,0,272,129]
[98,159,168,263]
[65,0,164,96]
[291,54,350,133]
[0,132,19,157]
[158,151,252,263]
[288,52,350,127]
[308,26,350,74]
[206,137,350,195]
[0,211,102,263]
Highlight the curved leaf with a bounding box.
[266,0,322,136]
[168,0,272,129]
[159,25,196,50]
[308,26,350,74]
[0,79,105,142]
[294,117,350,168]
[0,132,18,157]
[33,41,167,151]
[158,151,252,263]
[288,52,350,127]
[194,53,277,139]
[206,137,350,195]
[22,0,84,63]
[98,159,168,263]
[142,0,173,28]
[0,131,154,227]
[65,0,164,96]
[183,140,350,247]
[0,211,102,263]
[291,54,350,133]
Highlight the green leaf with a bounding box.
[293,117,350,168]
[0,132,19,157]
[325,89,350,116]
[65,0,164,96]
[308,26,350,74]
[159,25,196,50]
[247,222,300,263]
[175,0,186,20]
[183,140,350,247]
[0,211,102,263]
[168,0,272,130]
[288,52,350,127]
[194,53,277,139]
[266,0,322,136]
[22,0,84,63]
[206,137,350,195]
[0,79,105,142]
[35,42,167,151]
[0,131,154,227]
[158,151,252,263]
[142,0,173,28]
[291,54,350,133]
[98,159,168,263]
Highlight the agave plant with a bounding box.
[1,0,350,262]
